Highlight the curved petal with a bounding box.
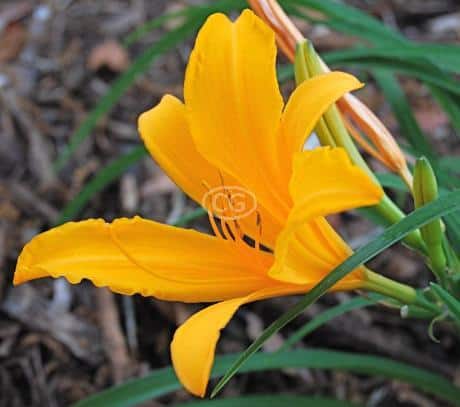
[139,94,221,206]
[277,72,363,180]
[269,147,383,284]
[171,296,248,397]
[171,285,303,397]
[14,217,277,302]
[170,270,362,397]
[184,10,288,223]
[138,94,282,248]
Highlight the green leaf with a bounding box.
[287,0,460,74]
[176,395,359,407]
[211,189,460,397]
[323,55,460,96]
[284,0,403,46]
[430,283,460,324]
[286,0,460,146]
[321,46,460,75]
[428,85,460,134]
[279,295,381,351]
[73,348,460,407]
[375,173,407,192]
[440,157,460,174]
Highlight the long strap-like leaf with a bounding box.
[73,348,460,407]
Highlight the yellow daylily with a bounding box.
[14,10,383,397]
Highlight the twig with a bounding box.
[95,288,132,384]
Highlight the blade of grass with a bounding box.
[375,173,407,192]
[73,348,460,407]
[440,157,460,174]
[428,85,460,134]
[177,395,359,407]
[211,189,460,397]
[286,0,460,73]
[320,46,460,75]
[283,0,404,46]
[286,0,460,124]
[323,55,460,96]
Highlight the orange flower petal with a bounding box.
[184,10,288,222]
[270,147,383,284]
[139,94,229,208]
[277,72,363,181]
[14,217,276,302]
[171,285,303,397]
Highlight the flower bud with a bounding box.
[413,157,447,283]
[413,157,443,247]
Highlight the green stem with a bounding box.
[363,269,439,315]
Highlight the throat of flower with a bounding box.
[202,181,263,252]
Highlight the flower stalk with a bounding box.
[363,269,440,315]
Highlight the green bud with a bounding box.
[414,157,438,208]
[413,157,443,247]
[413,157,447,284]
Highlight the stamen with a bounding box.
[220,218,235,241]
[254,211,262,251]
[228,219,244,241]
[206,205,224,240]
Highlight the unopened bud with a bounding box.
[413,157,442,246]
[248,0,303,61]
[413,157,447,283]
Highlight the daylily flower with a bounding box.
[14,10,383,397]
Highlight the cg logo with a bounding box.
[202,186,257,220]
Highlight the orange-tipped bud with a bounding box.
[338,94,413,189]
[247,0,303,61]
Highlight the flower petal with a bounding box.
[277,72,363,180]
[14,217,277,302]
[138,94,282,248]
[139,95,223,208]
[171,285,302,397]
[269,147,383,284]
[184,10,287,223]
